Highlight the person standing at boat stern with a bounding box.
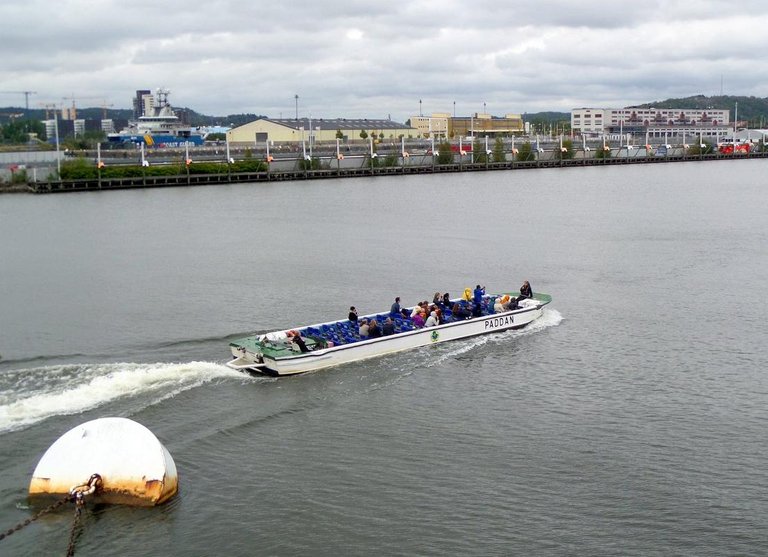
[349,306,359,323]
[473,284,486,317]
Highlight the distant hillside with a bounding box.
[0,106,266,127]
[630,95,768,126]
[523,111,570,123]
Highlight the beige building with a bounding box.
[409,113,450,138]
[227,118,419,145]
[449,113,525,138]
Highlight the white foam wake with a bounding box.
[0,361,247,434]
[426,307,564,367]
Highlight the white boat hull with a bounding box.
[229,297,548,376]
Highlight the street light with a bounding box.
[294,94,299,120]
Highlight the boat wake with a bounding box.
[426,307,563,367]
[0,361,250,434]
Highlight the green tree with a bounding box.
[472,140,488,163]
[516,142,534,162]
[595,145,612,159]
[0,119,46,144]
[687,140,714,156]
[335,129,344,140]
[299,157,321,170]
[492,137,506,162]
[206,132,226,142]
[359,129,368,140]
[437,141,454,164]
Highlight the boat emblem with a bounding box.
[430,331,439,342]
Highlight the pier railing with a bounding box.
[29,148,768,194]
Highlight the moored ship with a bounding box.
[108,89,204,147]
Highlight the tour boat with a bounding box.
[227,292,551,376]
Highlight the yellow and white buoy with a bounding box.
[29,417,178,506]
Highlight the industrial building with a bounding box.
[409,113,525,139]
[226,118,418,145]
[448,113,525,138]
[572,107,731,138]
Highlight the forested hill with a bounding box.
[630,95,768,126]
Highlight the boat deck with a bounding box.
[232,293,551,359]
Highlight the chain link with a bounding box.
[65,503,83,557]
[0,495,72,541]
[1,472,102,555]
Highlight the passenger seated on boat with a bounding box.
[452,302,471,320]
[383,317,395,336]
[286,330,310,353]
[425,311,439,327]
[519,280,533,299]
[435,307,445,324]
[348,306,359,323]
[368,319,382,338]
[358,319,369,338]
[432,292,442,307]
[504,296,520,311]
[390,297,404,317]
[493,297,505,313]
[412,311,426,328]
[462,288,473,302]
[441,292,451,309]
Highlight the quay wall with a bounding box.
[7,150,768,194]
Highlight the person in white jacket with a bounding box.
[425,311,439,327]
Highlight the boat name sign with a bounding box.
[484,315,514,330]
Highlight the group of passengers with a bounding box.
[354,315,397,339]
[345,281,534,337]
[288,281,534,351]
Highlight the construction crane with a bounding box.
[37,103,59,120]
[0,91,37,110]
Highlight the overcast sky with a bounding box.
[2,0,767,122]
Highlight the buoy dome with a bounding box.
[29,417,177,506]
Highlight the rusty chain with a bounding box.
[0,495,73,541]
[1,473,102,556]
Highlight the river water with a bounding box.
[1,160,767,556]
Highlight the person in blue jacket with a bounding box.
[472,284,486,316]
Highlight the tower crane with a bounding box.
[0,91,37,110]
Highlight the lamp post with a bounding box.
[54,108,61,179]
[294,94,299,120]
[419,99,422,117]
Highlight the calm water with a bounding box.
[1,160,768,556]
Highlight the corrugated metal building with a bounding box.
[227,117,419,145]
